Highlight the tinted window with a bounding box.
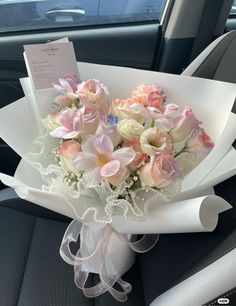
[0,0,166,33]
[230,0,236,15]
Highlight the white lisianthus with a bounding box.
[140,127,173,156]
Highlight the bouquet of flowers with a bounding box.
[0,61,236,302]
[43,74,215,218]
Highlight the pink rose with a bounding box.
[140,127,173,156]
[170,108,201,142]
[60,140,81,159]
[185,128,214,153]
[122,140,148,170]
[140,155,179,188]
[77,79,110,116]
[59,140,81,172]
[81,106,99,137]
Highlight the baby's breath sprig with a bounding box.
[51,148,60,163]
[64,171,80,190]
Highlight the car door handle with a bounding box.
[46,8,85,21]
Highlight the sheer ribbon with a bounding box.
[60,220,159,302]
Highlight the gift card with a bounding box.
[24,39,79,90]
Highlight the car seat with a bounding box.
[0,30,235,306]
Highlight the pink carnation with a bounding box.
[131,84,164,106]
[112,98,145,123]
[130,84,178,120]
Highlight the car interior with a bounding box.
[0,0,236,305]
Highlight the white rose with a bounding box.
[117,119,145,140]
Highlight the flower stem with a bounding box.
[174,147,186,158]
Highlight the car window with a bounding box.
[0,0,167,33]
[230,0,236,15]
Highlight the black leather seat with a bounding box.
[0,30,236,305]
[0,199,144,306]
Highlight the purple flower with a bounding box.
[53,75,79,107]
[50,108,84,139]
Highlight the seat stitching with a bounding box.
[184,244,236,279]
[207,287,236,306]
[166,246,236,305]
[212,38,236,78]
[0,201,70,222]
[193,31,236,77]
[16,217,37,306]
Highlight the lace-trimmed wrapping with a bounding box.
[25,133,178,224]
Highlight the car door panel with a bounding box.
[0,24,161,106]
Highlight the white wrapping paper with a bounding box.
[0,62,236,234]
[0,61,235,301]
[150,248,236,306]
